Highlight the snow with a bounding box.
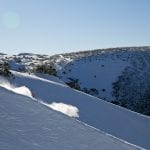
[43,102,79,118]
[1,48,150,149]
[5,71,150,149]
[35,73,66,85]
[53,47,150,104]
[58,56,128,100]
[8,60,26,71]
[0,87,142,150]
[0,77,33,98]
[1,47,150,103]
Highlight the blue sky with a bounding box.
[0,0,150,55]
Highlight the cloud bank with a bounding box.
[44,102,79,118]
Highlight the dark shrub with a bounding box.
[0,62,11,77]
[66,78,80,90]
[35,64,57,76]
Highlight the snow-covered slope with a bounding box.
[1,46,150,115]
[52,47,150,116]
[55,47,150,101]
[58,54,128,100]
[0,87,142,150]
[0,47,150,148]
[3,71,150,149]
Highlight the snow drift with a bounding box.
[9,71,150,149]
[0,78,32,98]
[0,87,142,150]
[43,102,79,118]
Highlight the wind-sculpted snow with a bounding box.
[0,77,32,98]
[0,87,143,150]
[1,47,150,148]
[9,71,150,149]
[1,47,150,107]
[43,102,79,118]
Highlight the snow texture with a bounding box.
[0,87,143,150]
[43,102,79,118]
[7,71,150,149]
[0,77,32,98]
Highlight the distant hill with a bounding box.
[0,46,150,115]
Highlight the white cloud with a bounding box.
[43,102,79,118]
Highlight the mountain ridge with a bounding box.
[1,46,150,115]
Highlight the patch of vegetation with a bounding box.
[82,87,99,96]
[14,57,22,63]
[134,90,150,116]
[66,78,81,90]
[112,65,150,116]
[111,101,120,105]
[35,64,57,76]
[0,62,12,77]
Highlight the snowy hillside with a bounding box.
[0,87,143,150]
[1,46,150,115]
[0,47,150,149]
[56,47,150,116]
[0,71,149,149]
